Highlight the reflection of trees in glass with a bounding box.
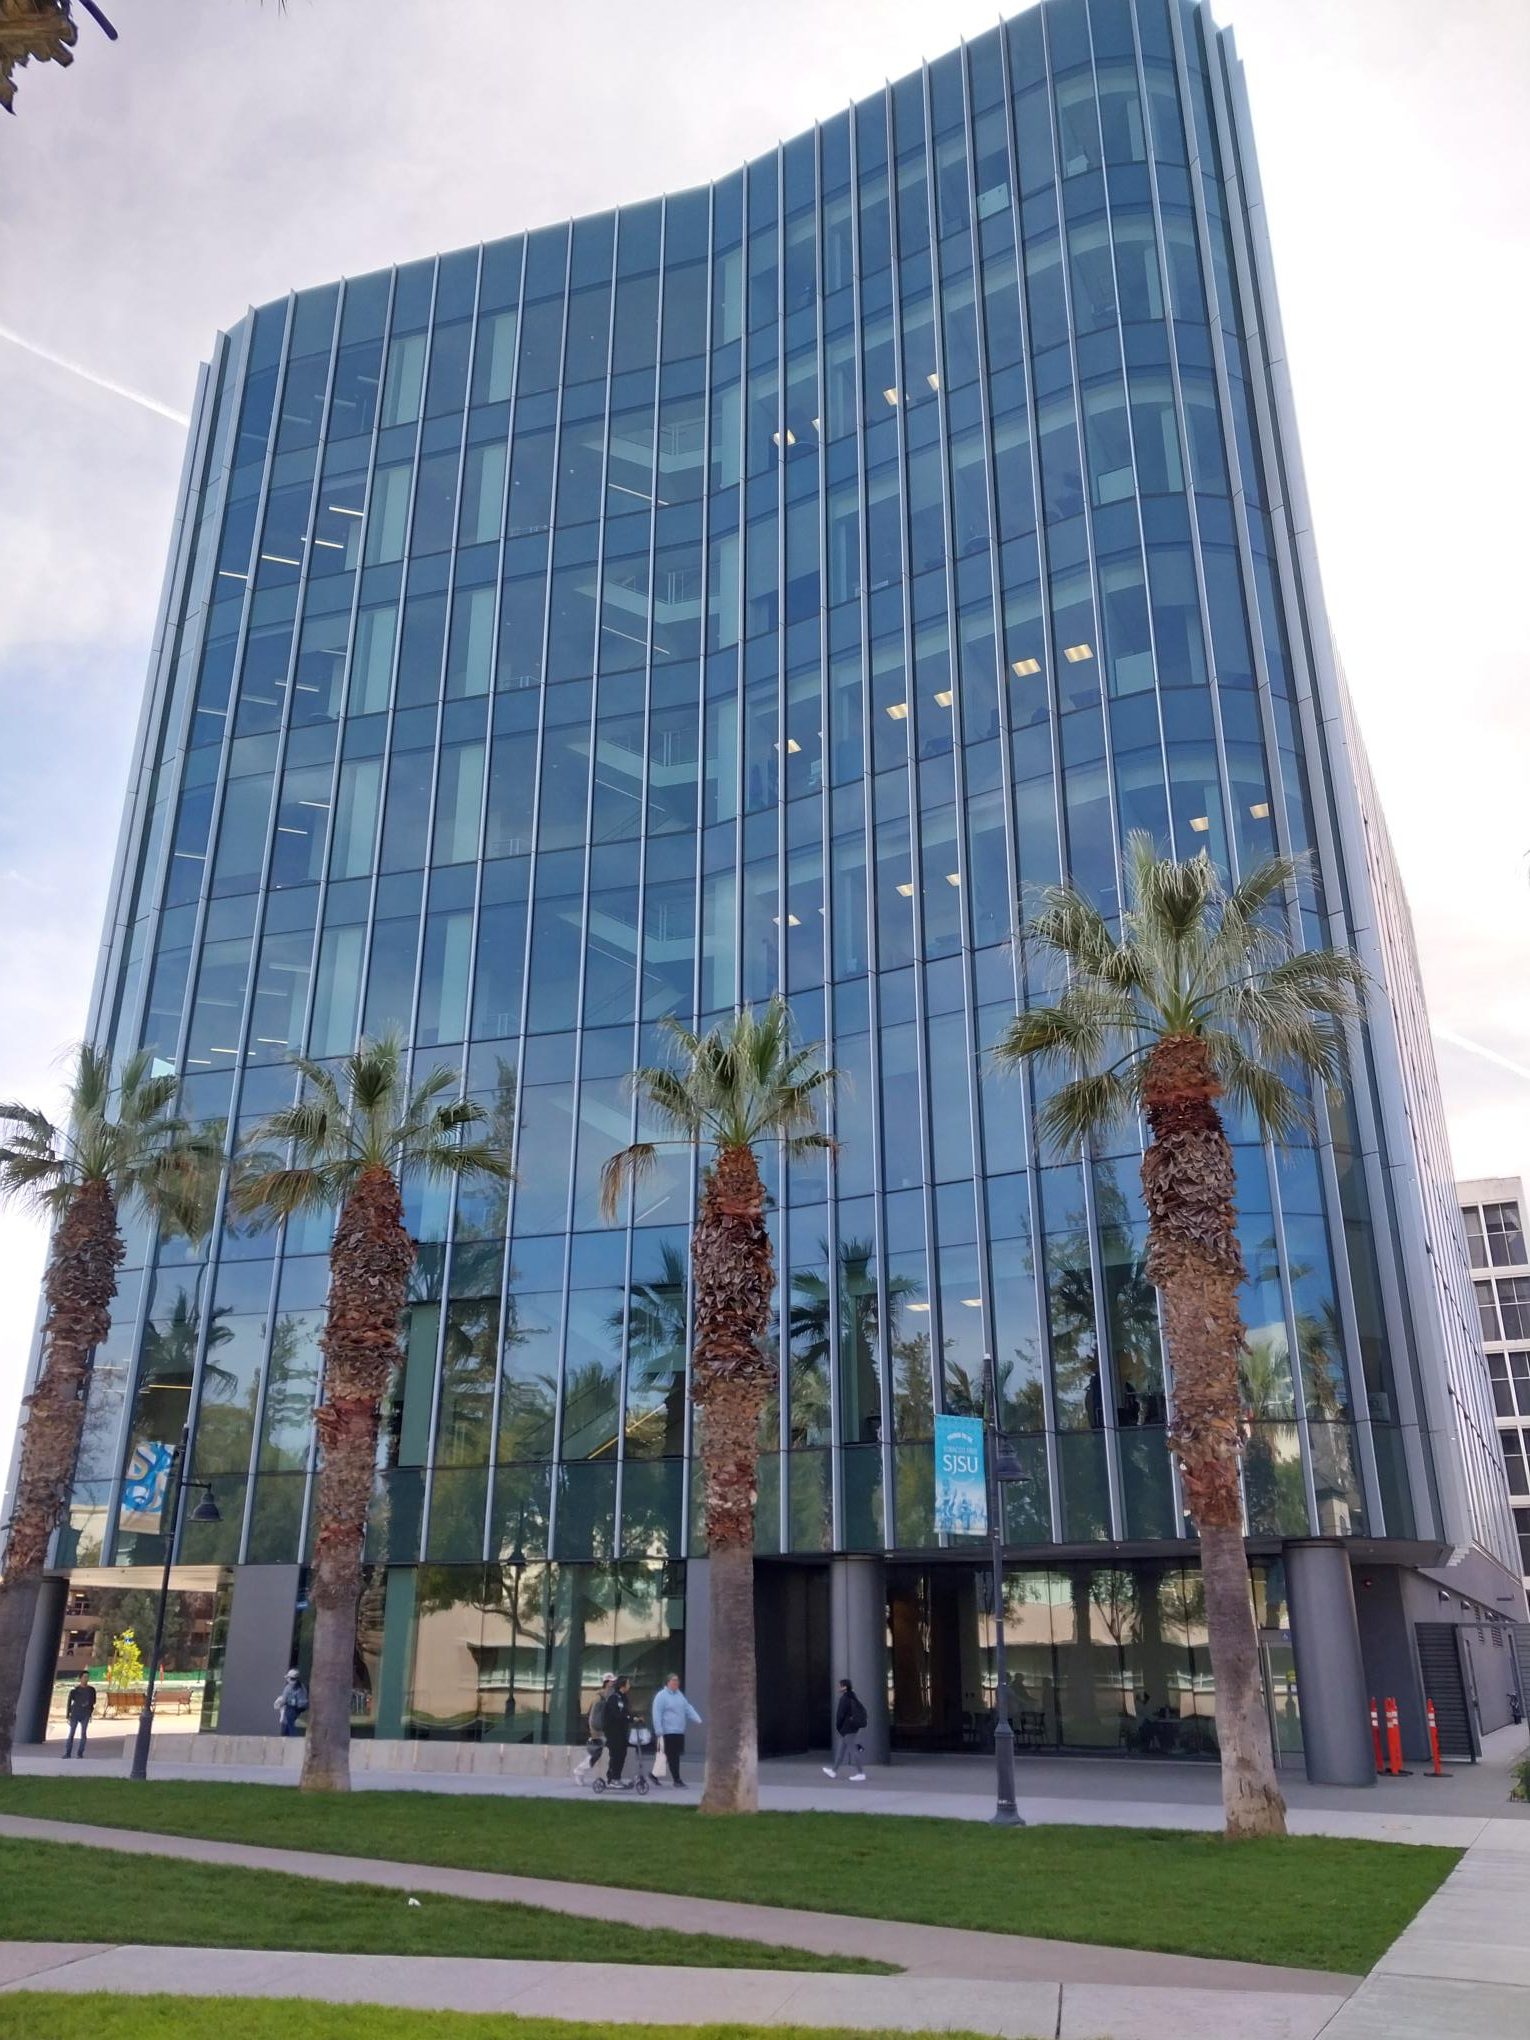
[789,1238,917,1445]
[1094,1172,1164,1425]
[614,1243,688,1459]
[1043,1222,1103,1428]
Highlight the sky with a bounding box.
[2,0,1528,1486]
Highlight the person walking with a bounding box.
[63,1672,97,1757]
[603,1674,635,1789]
[274,1668,308,1737]
[823,1677,868,1781]
[651,1672,701,1788]
[575,1673,616,1783]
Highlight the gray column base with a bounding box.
[15,1575,67,1745]
[1285,1539,1375,1787]
[829,1554,889,1765]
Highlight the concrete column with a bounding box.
[15,1576,67,1745]
[215,1565,301,1735]
[829,1554,889,1764]
[1285,1540,1375,1787]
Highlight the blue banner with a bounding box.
[934,1415,987,1536]
[119,1438,175,1526]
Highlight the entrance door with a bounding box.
[887,1564,983,1751]
[752,1563,829,1755]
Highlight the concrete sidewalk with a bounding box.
[1318,1821,1530,2037]
[0,1813,1353,1995]
[0,1942,1351,2038]
[13,1747,1520,1848]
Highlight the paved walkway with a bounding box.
[0,1813,1352,1994]
[7,1816,1530,2034]
[0,1941,1351,2038]
[1317,1818,1530,2038]
[16,1739,1527,1847]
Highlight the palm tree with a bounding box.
[0,1045,219,1773]
[601,997,834,1815]
[232,1036,511,1792]
[994,834,1365,1839]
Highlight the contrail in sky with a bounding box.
[0,324,189,425]
[1432,1025,1530,1087]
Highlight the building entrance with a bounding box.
[887,1563,986,1751]
[885,1559,1227,1759]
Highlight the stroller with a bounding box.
[592,1718,652,1796]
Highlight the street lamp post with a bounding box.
[504,1530,527,1735]
[129,1422,220,1782]
[984,1349,1025,1829]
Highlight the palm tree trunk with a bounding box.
[691,1145,774,1816]
[0,1179,122,1775]
[302,1165,414,1793]
[1142,1035,1286,1840]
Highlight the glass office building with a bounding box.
[14,0,1523,1770]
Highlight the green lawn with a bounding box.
[0,2004,1012,2040]
[0,1838,886,1974]
[0,1775,1457,1973]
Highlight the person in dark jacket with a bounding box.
[603,1675,635,1788]
[64,1673,97,1758]
[822,1677,868,1781]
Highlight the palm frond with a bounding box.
[630,1064,705,1139]
[243,1098,337,1161]
[600,1141,664,1223]
[1126,832,1216,946]
[993,988,1139,1079]
[231,1162,337,1223]
[1023,881,1125,983]
[785,1131,838,1162]
[1034,1069,1140,1148]
[1203,1033,1310,1140]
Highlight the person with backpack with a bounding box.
[64,1672,97,1757]
[823,1677,869,1781]
[274,1668,308,1737]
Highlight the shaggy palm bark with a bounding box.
[301,1164,414,1793]
[1142,1034,1287,1839]
[0,1179,123,1774]
[692,1143,774,1815]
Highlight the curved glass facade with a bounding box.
[39,0,1519,1748]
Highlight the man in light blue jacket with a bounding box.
[651,1673,702,1788]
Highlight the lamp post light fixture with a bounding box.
[129,1422,219,1782]
[983,1350,1027,1829]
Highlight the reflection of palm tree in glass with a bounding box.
[788,1239,915,1445]
[611,1244,688,1459]
[1094,1174,1164,1426]
[1238,1326,1306,1535]
[142,1291,237,1399]
[1044,1227,1104,1427]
